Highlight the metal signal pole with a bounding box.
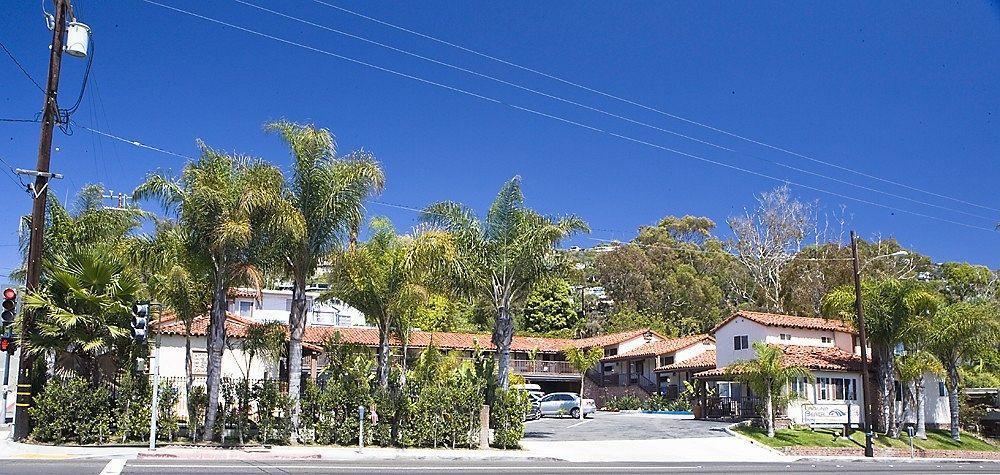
[13,0,70,441]
[851,230,875,458]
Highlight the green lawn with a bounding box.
[734,425,998,452]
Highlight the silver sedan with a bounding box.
[538,392,596,418]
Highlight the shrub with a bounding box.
[602,394,643,411]
[111,372,152,443]
[254,379,291,444]
[491,388,528,449]
[30,377,113,444]
[157,381,181,441]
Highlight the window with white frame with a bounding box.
[733,335,749,350]
[789,376,809,397]
[816,377,857,400]
[939,381,947,397]
[717,382,732,398]
[821,336,833,344]
[238,300,253,317]
[659,355,675,367]
[779,333,792,341]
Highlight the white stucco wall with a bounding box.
[714,318,771,367]
[674,341,713,363]
[229,289,366,327]
[154,334,279,381]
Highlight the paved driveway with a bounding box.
[523,411,732,441]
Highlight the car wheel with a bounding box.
[570,407,581,419]
[584,413,592,419]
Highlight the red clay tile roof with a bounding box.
[711,311,855,335]
[570,328,668,349]
[601,334,713,362]
[302,326,573,353]
[155,313,323,353]
[654,350,717,372]
[227,288,259,299]
[694,344,861,378]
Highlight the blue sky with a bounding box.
[1,0,998,282]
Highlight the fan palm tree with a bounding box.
[563,345,603,420]
[322,218,455,389]
[133,143,288,438]
[20,251,141,384]
[822,278,941,435]
[928,300,1000,441]
[727,342,812,438]
[422,177,587,389]
[266,121,384,435]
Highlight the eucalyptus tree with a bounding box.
[822,279,942,435]
[322,218,454,389]
[266,121,384,435]
[133,144,287,439]
[728,342,812,438]
[422,177,588,389]
[928,301,1000,441]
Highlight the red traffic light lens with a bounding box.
[3,288,15,300]
[0,339,9,351]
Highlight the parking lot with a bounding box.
[523,412,732,441]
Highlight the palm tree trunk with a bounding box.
[202,278,228,441]
[493,305,514,390]
[287,276,308,439]
[377,323,390,388]
[184,323,197,441]
[579,374,585,420]
[873,347,893,434]
[946,361,961,441]
[915,377,927,440]
[765,391,775,438]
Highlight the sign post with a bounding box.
[358,405,365,450]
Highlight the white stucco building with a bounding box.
[227,287,366,327]
[693,310,952,428]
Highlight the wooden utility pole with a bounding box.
[850,230,875,458]
[13,0,69,441]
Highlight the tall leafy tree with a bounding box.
[593,215,736,335]
[928,301,1000,441]
[266,121,384,435]
[728,342,812,438]
[134,144,287,438]
[322,218,454,389]
[822,279,942,435]
[521,278,580,335]
[422,177,587,389]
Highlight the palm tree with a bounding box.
[928,301,1000,441]
[822,279,941,435]
[134,144,288,439]
[21,251,141,384]
[322,218,454,389]
[727,342,812,438]
[240,321,287,381]
[563,345,603,420]
[266,121,384,435]
[895,349,942,440]
[422,177,588,389]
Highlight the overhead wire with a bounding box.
[0,40,45,92]
[233,0,996,223]
[311,0,1000,215]
[136,0,998,233]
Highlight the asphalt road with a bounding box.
[524,412,732,441]
[2,458,1000,474]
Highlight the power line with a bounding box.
[311,0,1000,215]
[0,40,45,93]
[234,0,996,223]
[72,121,196,160]
[0,118,41,123]
[137,0,998,234]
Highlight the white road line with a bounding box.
[126,465,703,471]
[99,458,127,475]
[566,419,592,428]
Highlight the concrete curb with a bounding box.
[723,421,789,458]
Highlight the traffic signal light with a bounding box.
[132,302,149,343]
[2,288,16,328]
[0,333,14,354]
